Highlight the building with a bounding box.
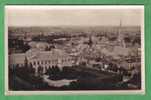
[9,48,74,74]
[28,41,50,50]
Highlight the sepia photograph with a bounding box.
[5,5,144,95]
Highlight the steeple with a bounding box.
[117,20,126,48]
[118,19,122,42]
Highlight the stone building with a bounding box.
[9,48,74,75]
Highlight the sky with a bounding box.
[6,6,144,27]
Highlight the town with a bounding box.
[8,24,141,90]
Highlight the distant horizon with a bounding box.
[8,25,141,36]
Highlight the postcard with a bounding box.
[5,5,145,95]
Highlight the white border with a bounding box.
[5,5,144,10]
[5,5,145,95]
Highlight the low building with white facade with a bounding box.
[9,48,74,74]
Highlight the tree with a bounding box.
[28,63,35,74]
[22,43,30,52]
[38,66,43,76]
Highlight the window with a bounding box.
[37,61,39,65]
[33,61,36,65]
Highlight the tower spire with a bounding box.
[118,19,126,48]
[120,19,122,28]
[118,19,122,42]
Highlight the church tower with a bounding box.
[117,20,126,48]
